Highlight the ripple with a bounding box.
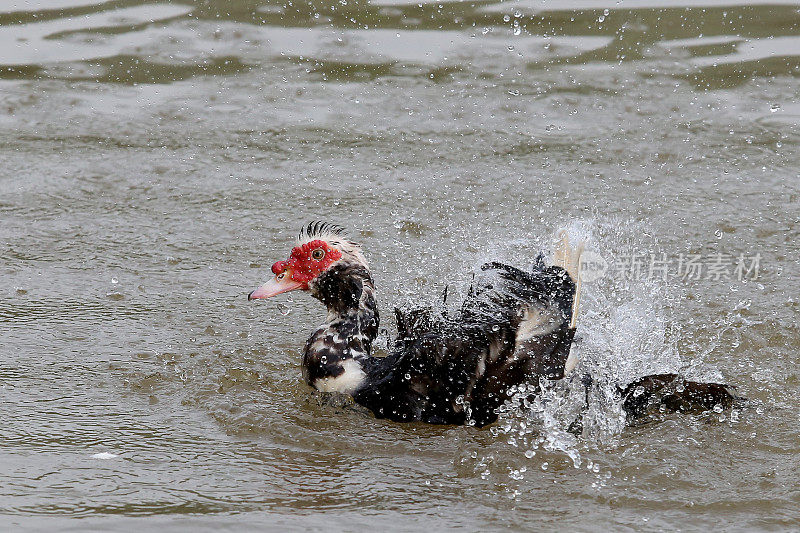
[0,4,193,65]
[479,0,800,13]
[0,0,111,14]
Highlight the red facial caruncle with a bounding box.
[274,239,342,288]
[248,239,342,300]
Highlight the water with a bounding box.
[2,0,800,530]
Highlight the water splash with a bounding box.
[487,219,714,479]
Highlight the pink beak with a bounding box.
[248,274,303,300]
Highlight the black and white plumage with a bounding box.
[249,222,739,427]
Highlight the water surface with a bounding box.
[2,0,799,530]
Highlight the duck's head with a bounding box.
[248,222,368,301]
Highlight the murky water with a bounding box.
[2,0,800,530]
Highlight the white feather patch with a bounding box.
[313,359,367,395]
[515,305,561,344]
[564,350,579,375]
[552,230,585,330]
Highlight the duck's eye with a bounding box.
[311,248,325,260]
[277,272,286,280]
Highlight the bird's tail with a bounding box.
[551,230,585,373]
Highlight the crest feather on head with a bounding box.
[297,221,346,244]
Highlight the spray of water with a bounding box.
[484,218,715,479]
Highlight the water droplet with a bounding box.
[492,324,500,332]
[111,277,119,284]
[503,14,510,22]
[770,103,781,112]
[524,450,535,458]
[541,462,549,471]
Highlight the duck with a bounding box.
[248,222,738,427]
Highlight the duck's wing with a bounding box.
[619,373,742,421]
[358,252,584,426]
[393,284,452,344]
[460,260,576,374]
[443,260,578,425]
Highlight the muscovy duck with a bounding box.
[248,222,738,427]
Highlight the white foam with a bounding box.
[91,452,118,459]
